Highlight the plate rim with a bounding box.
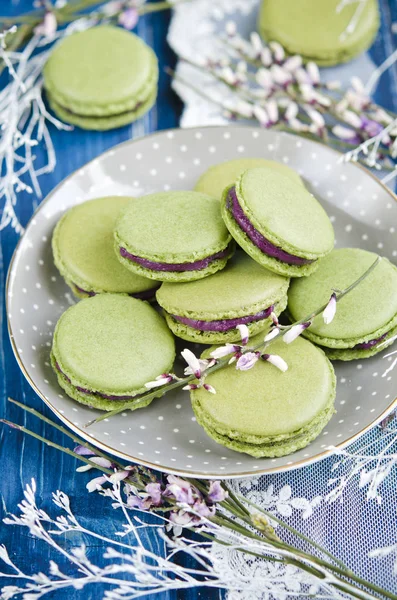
[6,124,397,479]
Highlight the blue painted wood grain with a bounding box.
[0,3,221,599]
[0,1,395,599]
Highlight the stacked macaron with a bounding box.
[288,248,397,360]
[191,335,336,457]
[52,294,175,411]
[221,167,335,277]
[52,197,160,300]
[114,191,234,282]
[258,0,379,66]
[44,26,158,130]
[156,252,289,344]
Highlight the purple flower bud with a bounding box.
[203,383,216,394]
[86,475,107,493]
[74,445,96,457]
[118,7,139,30]
[236,351,260,371]
[208,481,228,503]
[237,323,249,345]
[145,373,173,389]
[181,349,202,379]
[210,344,240,359]
[261,353,288,372]
[264,327,280,343]
[127,494,144,509]
[34,11,57,37]
[165,475,195,505]
[323,292,337,325]
[169,510,193,526]
[283,322,311,344]
[145,482,162,507]
[110,470,130,483]
[192,500,215,518]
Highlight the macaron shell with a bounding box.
[193,397,334,458]
[221,189,320,277]
[163,295,287,344]
[194,158,303,199]
[322,324,397,361]
[258,0,379,66]
[191,336,336,457]
[43,26,158,115]
[288,248,397,347]
[235,168,335,258]
[156,252,290,320]
[52,196,158,295]
[47,88,157,131]
[50,352,159,412]
[52,295,175,396]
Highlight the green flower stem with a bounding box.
[88,256,380,426]
[2,408,395,600]
[232,487,345,569]
[0,418,115,474]
[7,397,124,467]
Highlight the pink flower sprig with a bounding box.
[171,21,397,171]
[78,450,228,527]
[88,257,380,427]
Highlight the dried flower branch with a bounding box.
[170,20,397,172]
[0,0,184,233]
[0,1,180,62]
[87,256,380,427]
[1,399,396,600]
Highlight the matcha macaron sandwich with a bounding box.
[115,191,234,282]
[194,158,302,200]
[156,252,289,344]
[52,197,159,300]
[43,26,158,130]
[51,294,175,411]
[191,336,336,457]
[288,248,397,360]
[221,167,334,277]
[258,0,379,66]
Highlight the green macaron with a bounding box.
[43,26,158,130]
[194,158,303,200]
[288,248,397,360]
[258,0,379,66]
[51,294,175,411]
[115,191,234,282]
[52,197,159,300]
[156,252,289,344]
[191,335,336,458]
[221,167,334,277]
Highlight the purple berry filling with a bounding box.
[73,283,159,301]
[55,362,137,401]
[119,246,231,272]
[171,305,274,332]
[227,187,314,266]
[353,333,388,350]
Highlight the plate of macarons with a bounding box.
[7,125,397,477]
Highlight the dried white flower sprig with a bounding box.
[87,256,380,427]
[0,1,180,60]
[0,27,73,233]
[170,21,397,172]
[0,0,184,233]
[1,399,395,600]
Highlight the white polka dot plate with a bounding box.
[6,126,397,478]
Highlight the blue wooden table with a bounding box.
[1,1,397,599]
